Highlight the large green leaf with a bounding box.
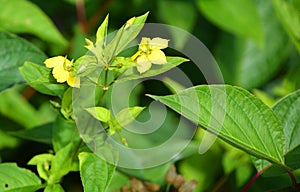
[149,85,285,165]
[0,163,43,192]
[79,152,116,192]
[197,0,264,46]
[0,31,46,91]
[215,0,291,89]
[273,89,300,169]
[9,123,52,144]
[272,0,300,52]
[0,0,67,47]
[158,0,196,48]
[0,88,42,129]
[116,57,188,82]
[19,62,67,97]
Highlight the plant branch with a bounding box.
[86,0,113,33]
[286,168,297,187]
[76,0,88,33]
[242,164,272,192]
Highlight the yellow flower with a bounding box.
[44,56,80,88]
[131,37,169,74]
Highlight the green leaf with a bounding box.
[96,14,109,45]
[28,154,53,181]
[273,89,300,169]
[85,107,111,123]
[0,88,42,129]
[44,184,64,192]
[61,87,73,119]
[19,62,67,97]
[0,130,19,149]
[9,123,52,144]
[0,163,43,192]
[158,0,197,48]
[272,0,300,52]
[79,152,116,192]
[103,12,148,64]
[52,115,80,152]
[148,85,285,165]
[0,31,46,91]
[116,57,189,82]
[109,106,145,135]
[215,0,291,89]
[0,0,67,47]
[48,142,79,184]
[197,0,264,46]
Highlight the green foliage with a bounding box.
[0,31,46,91]
[20,62,67,96]
[0,0,67,48]
[149,85,285,165]
[197,0,264,47]
[79,152,116,192]
[0,163,43,191]
[0,0,300,191]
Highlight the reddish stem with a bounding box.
[242,164,272,192]
[86,0,113,33]
[76,0,88,33]
[22,87,36,100]
[286,169,297,187]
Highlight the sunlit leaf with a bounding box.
[85,107,111,123]
[0,163,43,192]
[149,85,285,166]
[0,0,67,47]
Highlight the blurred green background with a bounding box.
[0,0,300,191]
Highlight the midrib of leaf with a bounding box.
[200,87,280,162]
[149,85,285,165]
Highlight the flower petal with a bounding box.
[52,65,69,83]
[44,56,65,68]
[139,37,150,52]
[150,37,169,50]
[67,73,80,88]
[136,55,152,73]
[148,50,167,64]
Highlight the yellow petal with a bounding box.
[67,73,80,88]
[139,37,150,52]
[136,55,152,74]
[148,50,167,64]
[52,65,69,83]
[131,50,142,61]
[150,37,169,50]
[44,56,65,68]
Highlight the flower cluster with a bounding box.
[131,37,169,74]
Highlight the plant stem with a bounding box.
[86,0,113,32]
[242,164,272,192]
[75,0,88,33]
[286,168,297,187]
